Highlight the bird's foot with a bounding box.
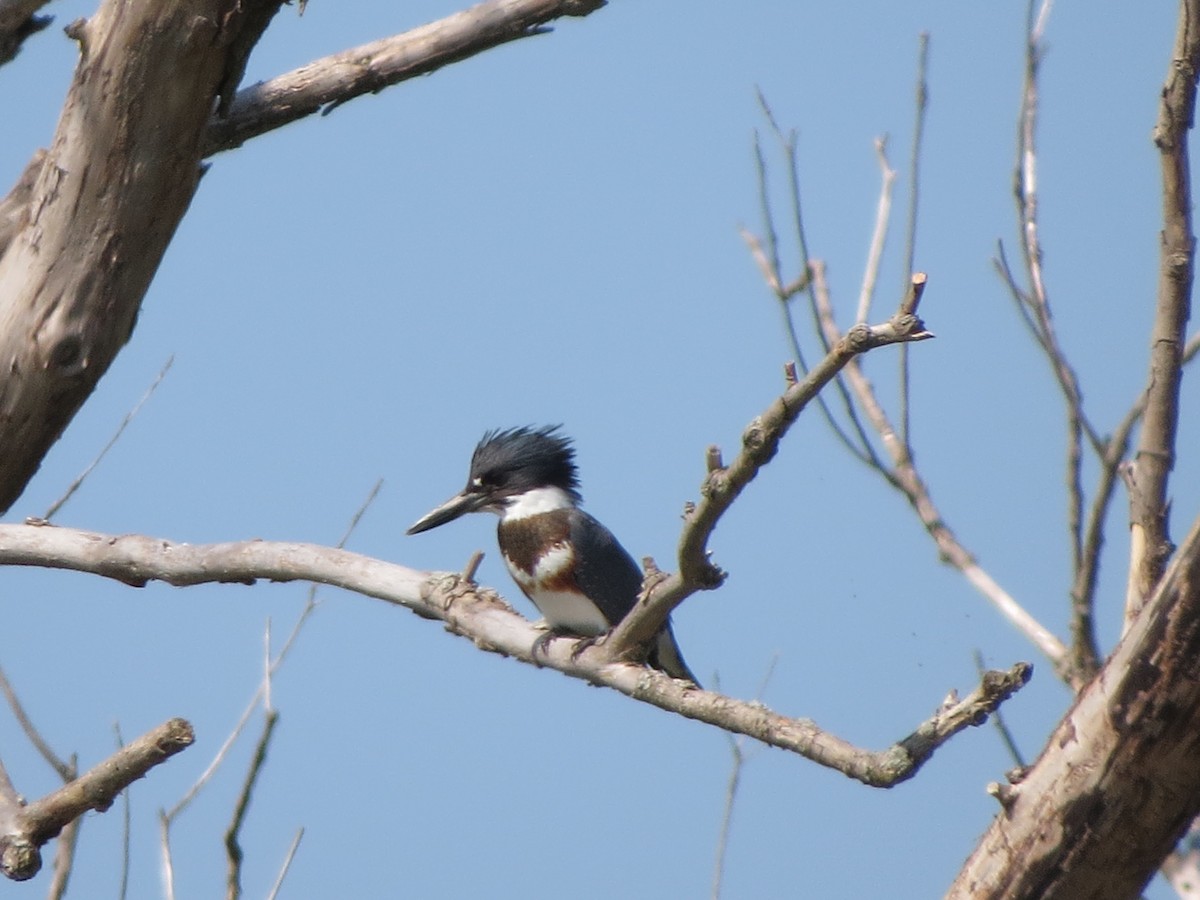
[531,626,561,665]
[569,633,603,662]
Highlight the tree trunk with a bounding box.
[0,0,282,513]
[948,516,1200,899]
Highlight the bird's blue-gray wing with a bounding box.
[567,509,643,626]
[568,510,699,684]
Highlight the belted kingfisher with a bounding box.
[407,426,697,683]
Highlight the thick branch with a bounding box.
[948,513,1200,898]
[1127,0,1200,614]
[205,0,605,155]
[0,522,1026,784]
[0,718,193,882]
[606,281,933,660]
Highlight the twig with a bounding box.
[756,90,808,295]
[1126,0,1200,619]
[0,665,71,780]
[991,1,1112,680]
[711,729,744,900]
[163,479,381,823]
[43,355,174,521]
[0,665,82,894]
[810,271,1071,679]
[973,650,1026,768]
[159,811,175,900]
[899,31,930,451]
[45,815,78,900]
[751,129,785,303]
[162,480,379,890]
[902,33,929,296]
[224,709,280,900]
[265,828,304,900]
[749,93,882,469]
[225,617,286,900]
[854,136,896,325]
[114,724,130,900]
[711,657,777,900]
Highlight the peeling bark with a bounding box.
[948,517,1200,899]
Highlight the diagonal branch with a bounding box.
[0,718,193,882]
[745,114,878,468]
[811,268,1072,682]
[0,521,1027,785]
[203,0,606,156]
[605,282,933,662]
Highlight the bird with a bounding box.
[407,425,698,683]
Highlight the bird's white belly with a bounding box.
[526,588,609,635]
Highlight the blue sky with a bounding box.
[1,1,1193,897]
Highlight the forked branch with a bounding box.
[605,284,933,661]
[0,719,193,882]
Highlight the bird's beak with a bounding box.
[406,490,490,535]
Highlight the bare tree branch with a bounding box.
[43,355,174,521]
[854,137,896,326]
[0,719,193,882]
[0,521,1026,784]
[711,658,776,900]
[898,31,930,450]
[0,665,72,781]
[1126,0,1200,619]
[265,828,304,900]
[948,514,1200,899]
[973,650,1027,770]
[160,479,380,888]
[743,92,1069,678]
[203,0,605,156]
[45,814,78,900]
[0,665,82,894]
[224,709,279,900]
[114,724,130,900]
[808,269,1072,679]
[605,287,933,662]
[990,0,1112,681]
[748,96,882,468]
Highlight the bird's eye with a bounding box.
[475,472,502,490]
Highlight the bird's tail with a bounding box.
[649,620,700,687]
